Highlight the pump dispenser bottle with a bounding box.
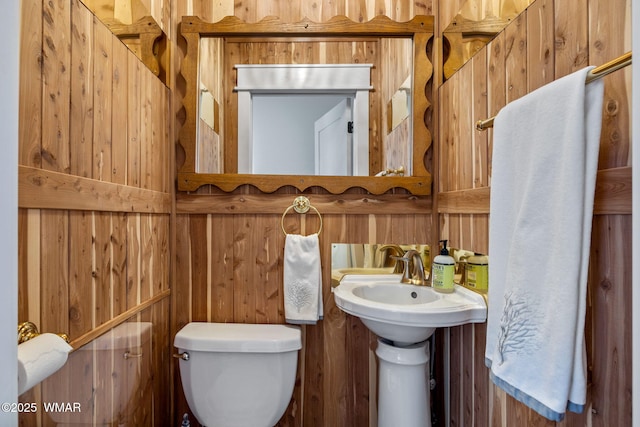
[431,240,455,293]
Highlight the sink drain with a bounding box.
[411,291,418,299]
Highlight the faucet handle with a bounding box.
[406,250,427,286]
[392,250,422,284]
[390,254,411,282]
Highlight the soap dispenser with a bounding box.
[431,240,455,293]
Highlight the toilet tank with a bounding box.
[45,322,153,425]
[174,323,301,427]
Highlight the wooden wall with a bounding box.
[15,0,631,426]
[173,0,632,425]
[174,198,433,426]
[172,2,435,426]
[17,0,172,425]
[436,0,632,426]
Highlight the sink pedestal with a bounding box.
[376,339,431,427]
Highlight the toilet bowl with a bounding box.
[174,322,301,427]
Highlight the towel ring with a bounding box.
[281,196,323,236]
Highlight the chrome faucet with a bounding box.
[392,249,427,286]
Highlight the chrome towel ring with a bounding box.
[281,196,323,236]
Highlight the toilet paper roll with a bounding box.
[18,333,73,395]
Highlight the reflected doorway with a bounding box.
[252,94,353,175]
[236,63,372,176]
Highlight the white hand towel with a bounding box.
[284,233,323,324]
[485,66,604,421]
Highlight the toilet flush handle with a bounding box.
[173,352,190,361]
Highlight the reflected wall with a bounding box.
[18,303,171,426]
[17,0,173,426]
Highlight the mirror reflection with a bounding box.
[331,243,430,286]
[331,243,488,290]
[81,0,167,82]
[251,94,357,175]
[388,76,412,132]
[234,63,374,176]
[447,247,489,291]
[197,37,414,177]
[39,321,153,424]
[443,0,534,80]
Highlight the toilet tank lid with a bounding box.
[174,322,302,353]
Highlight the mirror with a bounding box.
[443,0,534,80]
[330,243,488,289]
[248,93,359,175]
[331,243,431,286]
[80,0,168,83]
[447,246,488,291]
[233,63,376,176]
[388,76,412,133]
[177,15,434,195]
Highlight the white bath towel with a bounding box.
[284,233,323,324]
[485,66,604,421]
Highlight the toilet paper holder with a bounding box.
[18,321,69,345]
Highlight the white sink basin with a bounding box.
[333,274,487,345]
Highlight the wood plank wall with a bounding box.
[18,0,627,426]
[172,2,435,426]
[174,200,433,427]
[17,0,172,425]
[436,0,632,426]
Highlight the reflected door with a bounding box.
[315,98,352,175]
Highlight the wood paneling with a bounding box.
[174,209,433,426]
[437,167,632,215]
[437,0,632,425]
[19,166,172,213]
[18,0,629,426]
[18,1,172,425]
[19,0,43,168]
[42,0,71,174]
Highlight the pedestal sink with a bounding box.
[333,273,487,427]
[333,273,487,345]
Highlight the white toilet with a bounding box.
[174,322,302,427]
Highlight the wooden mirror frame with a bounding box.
[177,15,434,195]
[104,16,166,81]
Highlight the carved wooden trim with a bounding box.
[178,172,431,195]
[177,15,434,195]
